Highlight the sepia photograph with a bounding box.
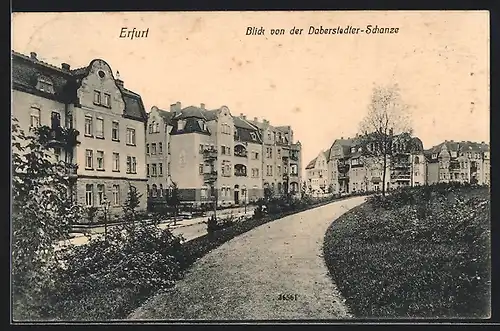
[11,10,490,322]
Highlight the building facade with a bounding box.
[305,150,330,194]
[12,51,148,215]
[424,140,490,185]
[145,103,302,208]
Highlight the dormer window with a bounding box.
[250,132,257,141]
[36,76,54,94]
[432,153,437,159]
[178,120,186,131]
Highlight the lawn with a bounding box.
[323,184,491,319]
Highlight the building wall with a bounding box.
[146,108,171,198]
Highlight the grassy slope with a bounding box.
[323,186,491,319]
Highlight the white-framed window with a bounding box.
[159,142,163,154]
[36,76,54,93]
[96,118,104,138]
[97,184,105,206]
[146,164,150,177]
[146,144,150,154]
[96,151,104,170]
[155,123,160,133]
[159,163,163,176]
[85,149,93,169]
[126,128,136,145]
[250,132,256,141]
[112,185,120,206]
[112,121,119,141]
[112,152,120,171]
[94,90,101,104]
[152,184,157,197]
[30,107,41,128]
[151,164,157,176]
[85,184,93,206]
[151,143,157,155]
[159,184,163,197]
[103,93,111,107]
[178,120,186,131]
[85,115,93,136]
[127,156,136,173]
[148,124,153,134]
[199,163,204,175]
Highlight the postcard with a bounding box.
[11,10,490,322]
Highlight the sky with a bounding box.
[12,11,490,166]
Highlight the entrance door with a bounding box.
[234,190,240,205]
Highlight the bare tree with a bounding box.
[358,84,412,196]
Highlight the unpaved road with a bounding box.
[129,196,367,320]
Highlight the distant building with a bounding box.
[424,140,490,185]
[11,50,148,215]
[305,149,330,194]
[145,103,302,209]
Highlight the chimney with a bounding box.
[240,113,246,120]
[254,117,258,122]
[200,103,205,109]
[176,101,181,111]
[61,63,70,71]
[115,71,124,87]
[30,52,37,60]
[170,104,176,111]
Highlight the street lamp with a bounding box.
[102,195,110,240]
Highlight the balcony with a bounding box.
[393,174,411,181]
[338,163,350,173]
[290,153,299,162]
[449,160,460,171]
[392,162,411,169]
[234,164,247,177]
[203,148,218,160]
[37,125,80,150]
[234,150,248,158]
[282,156,289,164]
[56,162,78,179]
[203,170,217,182]
[234,171,247,177]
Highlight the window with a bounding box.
[146,184,150,197]
[146,144,150,154]
[159,163,163,176]
[128,156,137,173]
[85,149,93,169]
[253,152,260,160]
[168,142,171,154]
[155,123,160,133]
[159,184,163,197]
[112,121,119,141]
[94,90,101,104]
[96,118,104,138]
[112,185,120,206]
[250,132,256,141]
[199,164,204,175]
[414,156,420,164]
[126,128,136,145]
[152,184,158,197]
[151,164,157,176]
[84,116,93,136]
[267,165,273,176]
[151,143,157,155]
[178,120,186,131]
[112,152,120,171]
[149,124,153,134]
[252,168,260,178]
[51,111,61,129]
[277,165,281,175]
[103,93,111,107]
[37,76,54,93]
[199,144,205,154]
[167,162,171,174]
[30,107,40,128]
[97,184,105,206]
[96,151,104,170]
[85,184,93,206]
[146,164,150,177]
[159,142,163,154]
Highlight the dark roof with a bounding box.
[305,157,317,170]
[11,50,147,122]
[426,140,490,155]
[323,149,331,160]
[154,107,175,125]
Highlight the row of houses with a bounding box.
[11,51,303,215]
[305,133,490,195]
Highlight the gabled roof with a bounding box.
[233,116,258,131]
[426,140,490,155]
[11,50,147,122]
[305,157,317,170]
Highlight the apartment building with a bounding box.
[246,118,302,198]
[325,132,425,194]
[145,106,175,207]
[425,140,490,185]
[305,149,330,194]
[145,102,302,208]
[12,51,148,215]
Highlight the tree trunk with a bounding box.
[382,154,387,197]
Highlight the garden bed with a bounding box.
[323,183,491,319]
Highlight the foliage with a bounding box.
[48,217,185,320]
[324,183,491,318]
[11,117,83,320]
